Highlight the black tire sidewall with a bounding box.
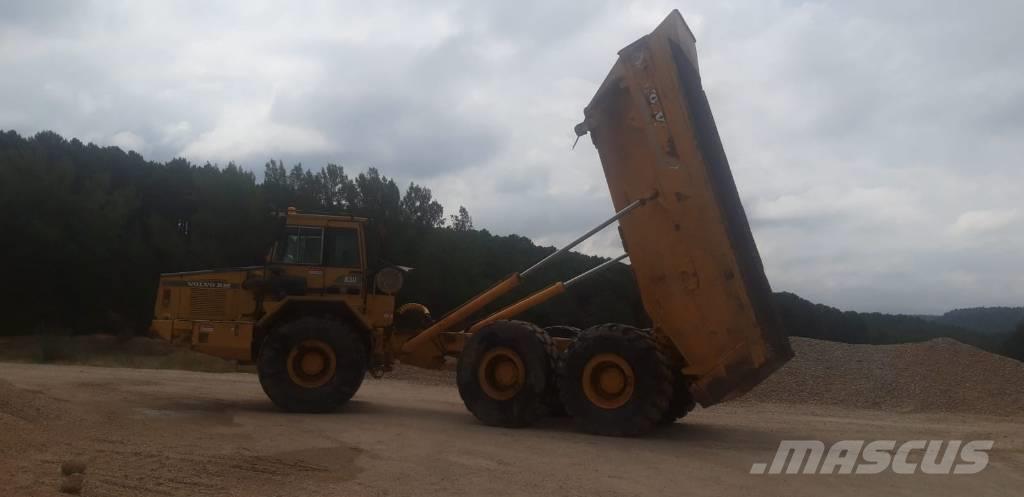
[257,317,368,413]
[560,325,669,436]
[457,321,550,427]
[660,368,695,424]
[544,325,580,339]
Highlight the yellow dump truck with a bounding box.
[150,10,792,436]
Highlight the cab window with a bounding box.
[273,227,323,265]
[324,228,361,268]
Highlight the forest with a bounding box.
[1,130,1021,361]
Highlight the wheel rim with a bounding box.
[478,347,525,400]
[287,339,337,388]
[582,353,635,409]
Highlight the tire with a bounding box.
[659,368,696,425]
[559,323,672,436]
[544,325,580,340]
[456,320,553,427]
[542,324,580,415]
[538,330,568,417]
[257,317,368,413]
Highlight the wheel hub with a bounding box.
[478,347,525,400]
[582,353,635,409]
[287,339,337,389]
[300,353,325,376]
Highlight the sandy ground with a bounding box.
[1,362,1021,497]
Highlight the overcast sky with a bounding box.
[2,0,1022,313]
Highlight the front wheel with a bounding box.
[257,317,368,413]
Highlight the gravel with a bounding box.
[2,361,1020,497]
[742,337,1024,416]
[385,362,456,386]
[0,335,237,372]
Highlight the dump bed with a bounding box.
[583,10,793,407]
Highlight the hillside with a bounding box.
[925,307,1024,335]
[773,292,1013,357]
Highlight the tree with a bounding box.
[1004,321,1024,362]
[317,163,352,211]
[400,183,445,227]
[351,168,401,223]
[450,206,473,231]
[262,159,290,211]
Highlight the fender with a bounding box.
[253,296,374,361]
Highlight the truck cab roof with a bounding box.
[284,207,368,229]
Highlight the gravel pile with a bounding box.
[743,337,1024,416]
[0,379,67,424]
[0,335,237,372]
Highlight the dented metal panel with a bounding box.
[583,10,793,407]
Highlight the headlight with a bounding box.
[375,267,404,294]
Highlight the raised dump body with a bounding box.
[582,10,793,407]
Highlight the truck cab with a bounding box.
[150,208,401,366]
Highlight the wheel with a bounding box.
[456,320,553,427]
[544,325,580,339]
[257,317,368,413]
[558,323,672,436]
[542,324,580,415]
[537,330,569,417]
[659,368,696,425]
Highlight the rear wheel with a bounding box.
[457,320,553,427]
[559,323,671,436]
[536,330,569,417]
[659,368,696,425]
[257,317,368,413]
[542,326,579,416]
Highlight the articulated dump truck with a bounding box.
[149,10,792,437]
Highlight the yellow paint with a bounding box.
[583,10,792,406]
[400,274,521,353]
[148,208,399,365]
[468,282,566,333]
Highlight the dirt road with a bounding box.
[1,362,1020,497]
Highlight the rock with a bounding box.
[61,459,87,476]
[59,473,84,494]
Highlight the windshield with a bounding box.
[324,228,361,268]
[272,226,323,265]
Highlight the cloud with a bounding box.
[180,103,332,164]
[108,131,146,154]
[1,0,1023,313]
[948,209,1020,237]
